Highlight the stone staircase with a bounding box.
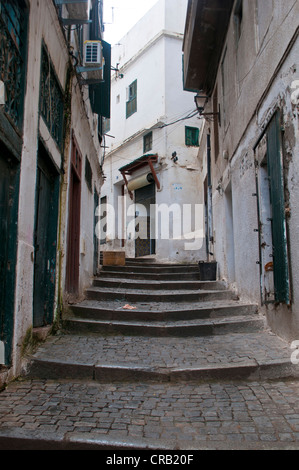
[27,260,296,383]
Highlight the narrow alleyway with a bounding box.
[1,260,299,450]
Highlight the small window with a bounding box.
[185,127,199,147]
[143,132,153,153]
[102,117,110,134]
[126,80,137,118]
[85,156,93,193]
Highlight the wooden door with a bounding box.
[0,151,19,365]
[33,145,60,327]
[66,135,82,294]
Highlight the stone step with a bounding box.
[85,287,234,303]
[101,265,200,274]
[69,299,258,322]
[93,277,227,291]
[98,270,201,280]
[63,314,264,337]
[27,331,297,383]
[125,261,198,268]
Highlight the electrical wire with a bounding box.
[154,110,199,129]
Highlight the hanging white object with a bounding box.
[127,173,155,192]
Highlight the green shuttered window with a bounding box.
[126,80,137,119]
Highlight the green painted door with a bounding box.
[266,112,290,304]
[94,189,99,275]
[33,145,59,327]
[0,152,19,365]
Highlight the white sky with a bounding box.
[103,0,159,45]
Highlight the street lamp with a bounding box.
[195,93,221,125]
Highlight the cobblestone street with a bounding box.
[1,377,299,449]
[1,262,299,450]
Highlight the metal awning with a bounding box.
[119,154,160,200]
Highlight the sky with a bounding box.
[103,0,159,45]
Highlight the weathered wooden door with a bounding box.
[66,136,82,294]
[93,189,99,275]
[33,146,60,327]
[0,151,19,364]
[255,112,290,305]
[0,157,9,354]
[266,112,290,304]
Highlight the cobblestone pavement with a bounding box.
[31,331,291,369]
[1,377,299,449]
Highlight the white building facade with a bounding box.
[101,0,204,263]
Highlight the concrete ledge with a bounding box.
[1,428,299,451]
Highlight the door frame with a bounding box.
[66,132,82,294]
[135,183,156,258]
[0,144,20,365]
[33,141,60,328]
[254,110,291,305]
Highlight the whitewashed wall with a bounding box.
[102,0,204,263]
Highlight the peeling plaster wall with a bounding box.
[12,0,69,375]
[11,0,103,376]
[203,0,299,340]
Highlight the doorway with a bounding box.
[224,182,236,283]
[135,183,156,258]
[66,135,82,294]
[93,188,99,275]
[33,142,60,328]
[255,112,290,304]
[0,148,20,365]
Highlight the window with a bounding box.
[0,0,29,128]
[40,45,64,148]
[221,47,228,128]
[102,117,110,134]
[85,156,92,193]
[126,80,137,118]
[213,86,220,160]
[143,132,153,153]
[185,127,199,147]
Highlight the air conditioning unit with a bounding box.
[66,0,90,21]
[83,41,104,81]
[84,41,103,66]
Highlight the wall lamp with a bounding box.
[195,94,221,125]
[111,63,124,80]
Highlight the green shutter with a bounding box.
[185,127,199,146]
[89,40,111,118]
[126,80,137,118]
[267,112,290,304]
